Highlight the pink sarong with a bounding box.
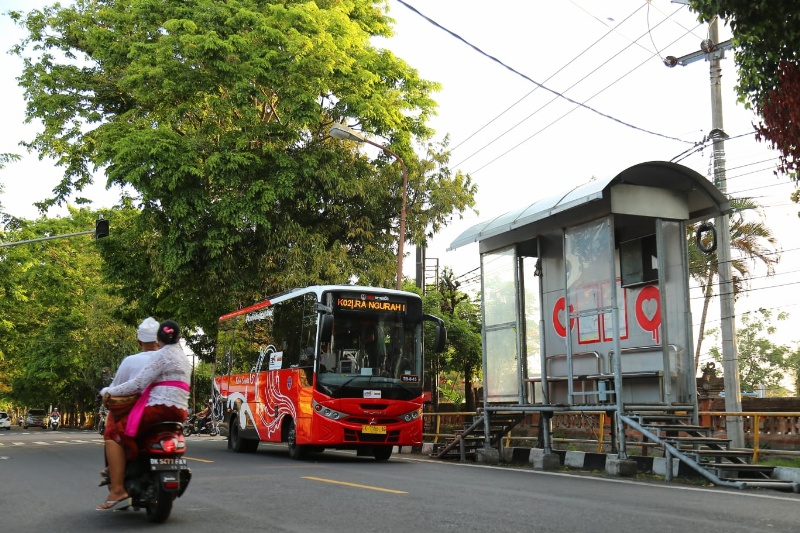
[125,380,189,437]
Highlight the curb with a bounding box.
[405,445,800,482]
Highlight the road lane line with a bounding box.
[303,476,407,494]
[184,456,214,463]
[33,441,50,445]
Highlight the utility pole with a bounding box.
[666,15,743,448]
[415,245,425,293]
[708,18,744,449]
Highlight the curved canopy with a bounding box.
[449,161,730,252]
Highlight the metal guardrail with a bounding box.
[423,410,800,461]
[698,411,800,462]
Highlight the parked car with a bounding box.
[24,409,47,429]
[0,411,10,430]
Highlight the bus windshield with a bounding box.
[315,291,422,401]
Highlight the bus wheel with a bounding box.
[229,417,258,453]
[373,446,393,461]
[286,419,306,460]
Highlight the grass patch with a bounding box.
[761,457,800,468]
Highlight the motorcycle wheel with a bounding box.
[209,424,219,437]
[182,425,192,437]
[146,487,174,523]
[98,422,105,436]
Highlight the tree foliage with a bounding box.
[688,2,800,177]
[688,197,778,370]
[8,1,476,350]
[421,268,482,411]
[0,209,138,419]
[708,309,799,394]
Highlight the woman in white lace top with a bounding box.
[97,320,191,511]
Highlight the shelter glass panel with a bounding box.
[658,219,692,403]
[481,246,520,403]
[523,256,541,379]
[485,327,519,402]
[565,217,613,349]
[483,247,516,326]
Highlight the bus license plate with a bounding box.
[361,425,386,435]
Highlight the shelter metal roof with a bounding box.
[449,161,730,251]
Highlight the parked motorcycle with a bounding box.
[101,421,192,523]
[50,414,60,431]
[182,414,219,437]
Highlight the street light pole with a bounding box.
[330,124,408,290]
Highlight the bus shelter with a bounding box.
[449,161,730,459]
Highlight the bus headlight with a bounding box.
[312,399,348,421]
[398,409,421,422]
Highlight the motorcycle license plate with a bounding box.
[149,457,188,470]
[361,425,386,435]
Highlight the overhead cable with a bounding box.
[395,0,694,146]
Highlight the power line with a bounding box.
[456,5,694,172]
[450,2,648,159]
[467,19,701,175]
[396,0,694,149]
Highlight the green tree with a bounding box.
[0,208,137,424]
[708,309,797,395]
[422,268,482,412]
[689,197,778,370]
[8,1,476,348]
[788,346,800,396]
[688,2,800,178]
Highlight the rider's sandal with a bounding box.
[96,496,132,511]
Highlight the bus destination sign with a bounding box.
[336,296,407,314]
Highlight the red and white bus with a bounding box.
[213,285,446,461]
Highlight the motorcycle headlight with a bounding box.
[312,399,348,421]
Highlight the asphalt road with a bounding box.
[1,426,798,532]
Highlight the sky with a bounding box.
[1,1,799,364]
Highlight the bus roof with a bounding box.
[218,284,419,322]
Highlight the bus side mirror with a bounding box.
[423,314,447,353]
[319,313,333,339]
[433,324,447,353]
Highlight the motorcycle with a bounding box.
[50,415,60,431]
[101,421,192,523]
[182,414,219,437]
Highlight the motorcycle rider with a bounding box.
[110,317,162,387]
[99,318,161,484]
[98,320,190,511]
[196,399,213,434]
[50,408,60,428]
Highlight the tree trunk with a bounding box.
[463,364,475,412]
[694,270,716,372]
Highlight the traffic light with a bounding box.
[95,218,109,239]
